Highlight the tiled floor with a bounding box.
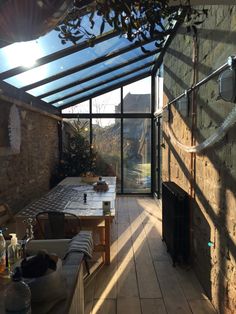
[85,196,217,314]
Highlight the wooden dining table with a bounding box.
[15,176,116,265]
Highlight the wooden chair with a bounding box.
[35,211,91,275]
[35,211,81,239]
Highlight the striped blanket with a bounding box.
[64,231,93,259]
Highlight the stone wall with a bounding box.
[0,97,59,214]
[162,5,236,314]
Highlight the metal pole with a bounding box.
[168,56,236,106]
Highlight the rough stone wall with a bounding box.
[162,5,236,314]
[0,97,59,213]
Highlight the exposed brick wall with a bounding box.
[162,5,236,314]
[0,98,59,214]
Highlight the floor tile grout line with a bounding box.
[128,196,144,314]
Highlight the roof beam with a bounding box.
[36,48,160,98]
[20,36,158,91]
[61,112,152,119]
[59,70,150,110]
[48,60,155,105]
[0,30,120,80]
[0,80,59,115]
[152,9,186,75]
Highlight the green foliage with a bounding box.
[59,120,97,177]
[55,1,208,49]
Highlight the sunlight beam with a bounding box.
[92,214,149,313]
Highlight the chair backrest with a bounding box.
[35,211,81,239]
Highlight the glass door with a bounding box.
[123,118,151,193]
[92,118,121,193]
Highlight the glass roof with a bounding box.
[53,68,150,108]
[0,12,112,72]
[41,56,155,104]
[4,35,137,88]
[26,45,157,99]
[0,9,179,112]
[0,31,72,73]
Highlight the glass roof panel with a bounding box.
[4,34,131,88]
[0,12,111,73]
[26,43,158,98]
[79,11,113,36]
[26,62,107,96]
[41,56,155,103]
[0,31,71,73]
[53,68,151,108]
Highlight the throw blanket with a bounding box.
[64,231,93,259]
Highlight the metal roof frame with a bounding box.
[0,80,59,114]
[59,70,151,110]
[18,36,159,92]
[37,48,160,99]
[0,8,185,114]
[0,30,120,81]
[48,60,156,105]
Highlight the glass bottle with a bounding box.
[7,233,22,273]
[4,267,31,314]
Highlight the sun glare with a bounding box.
[4,41,42,69]
[2,40,50,89]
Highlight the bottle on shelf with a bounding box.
[0,229,6,274]
[7,233,22,273]
[4,267,31,314]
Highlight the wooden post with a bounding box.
[104,217,111,265]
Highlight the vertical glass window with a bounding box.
[62,100,90,114]
[63,118,90,146]
[60,118,91,177]
[123,77,151,113]
[92,89,121,114]
[61,76,153,194]
[123,118,151,193]
[92,118,121,192]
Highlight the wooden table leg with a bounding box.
[104,217,111,265]
[99,223,105,262]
